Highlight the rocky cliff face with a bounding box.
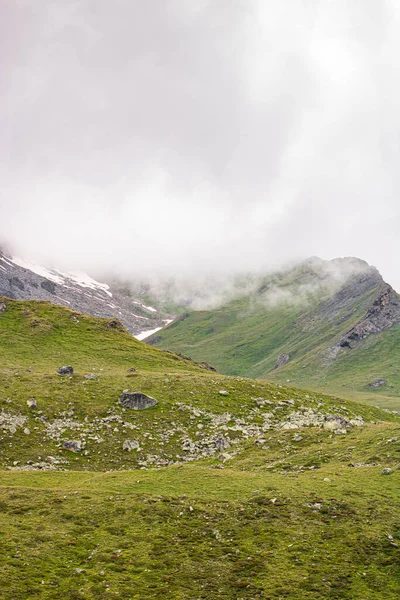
[0,252,171,337]
[339,285,400,348]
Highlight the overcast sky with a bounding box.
[1,1,399,289]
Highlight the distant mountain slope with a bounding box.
[0,251,172,337]
[149,257,400,409]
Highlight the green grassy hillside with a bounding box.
[150,260,400,410]
[1,297,399,599]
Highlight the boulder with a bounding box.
[123,439,140,451]
[57,366,74,375]
[119,392,158,410]
[27,397,37,409]
[63,440,82,452]
[382,467,393,475]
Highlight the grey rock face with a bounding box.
[57,366,74,375]
[119,392,158,410]
[274,353,290,369]
[63,440,82,452]
[339,286,400,348]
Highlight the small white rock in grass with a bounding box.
[382,468,393,475]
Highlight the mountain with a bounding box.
[1,296,399,598]
[149,257,400,409]
[0,250,172,338]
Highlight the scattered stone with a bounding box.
[293,434,303,442]
[27,397,37,409]
[123,440,140,452]
[273,353,290,370]
[23,428,30,435]
[127,368,136,373]
[219,390,229,396]
[334,428,347,435]
[323,478,331,482]
[84,373,98,380]
[63,440,82,453]
[0,302,6,313]
[119,392,158,410]
[382,468,393,475]
[214,437,231,451]
[218,453,233,462]
[57,366,74,376]
[368,379,387,388]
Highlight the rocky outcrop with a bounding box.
[0,251,172,336]
[57,366,74,375]
[274,354,290,369]
[62,440,82,452]
[339,286,400,348]
[119,392,158,410]
[368,379,387,389]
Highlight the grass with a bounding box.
[1,297,400,599]
[149,278,400,411]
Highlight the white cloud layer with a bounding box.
[0,1,399,289]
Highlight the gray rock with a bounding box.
[382,467,393,475]
[84,373,98,380]
[127,367,136,373]
[334,428,347,435]
[119,392,158,410]
[63,440,82,452]
[214,437,231,451]
[57,366,74,375]
[27,397,37,409]
[218,390,229,396]
[0,302,6,314]
[123,439,140,451]
[368,379,387,388]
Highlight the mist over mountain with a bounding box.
[1,1,400,290]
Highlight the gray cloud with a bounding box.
[0,1,399,289]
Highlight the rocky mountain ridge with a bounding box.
[0,251,171,338]
[149,257,400,407]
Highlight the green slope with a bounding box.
[1,296,400,599]
[150,260,400,410]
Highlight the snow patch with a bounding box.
[9,257,65,284]
[9,257,113,298]
[143,304,157,313]
[57,271,113,297]
[54,295,71,305]
[135,326,164,341]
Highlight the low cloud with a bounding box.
[0,1,399,290]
